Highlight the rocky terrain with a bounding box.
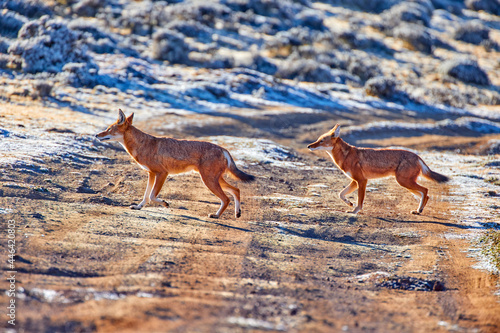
[1,0,500,332]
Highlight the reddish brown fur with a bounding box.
[96,110,254,219]
[308,124,449,214]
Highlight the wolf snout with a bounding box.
[95,133,107,141]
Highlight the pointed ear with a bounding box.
[117,109,126,125]
[126,113,134,124]
[333,124,340,138]
[329,124,340,138]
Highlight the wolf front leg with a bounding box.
[130,172,155,210]
[339,180,357,207]
[149,172,169,208]
[349,179,367,214]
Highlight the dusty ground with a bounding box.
[1,1,500,331]
[1,103,499,332]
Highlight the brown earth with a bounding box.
[1,104,499,332]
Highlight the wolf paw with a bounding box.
[347,207,360,214]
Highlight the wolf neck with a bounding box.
[120,126,154,159]
[328,138,353,167]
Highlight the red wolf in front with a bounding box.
[96,110,255,219]
[307,124,449,214]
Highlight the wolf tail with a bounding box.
[419,159,450,183]
[224,150,255,183]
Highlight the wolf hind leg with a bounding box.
[200,171,230,219]
[220,177,241,218]
[396,173,429,214]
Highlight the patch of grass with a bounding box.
[479,229,500,273]
[485,177,500,186]
[394,23,433,54]
[33,186,49,193]
[439,58,490,86]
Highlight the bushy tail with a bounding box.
[419,159,450,183]
[230,166,256,182]
[224,150,255,183]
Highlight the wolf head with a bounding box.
[95,109,134,143]
[307,124,340,151]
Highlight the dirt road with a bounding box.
[1,104,499,332]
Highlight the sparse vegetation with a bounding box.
[439,59,490,86]
[466,0,500,15]
[344,55,381,82]
[60,62,99,88]
[72,0,103,18]
[7,16,92,73]
[364,76,415,104]
[412,85,500,108]
[479,230,500,273]
[276,59,358,84]
[380,1,433,30]
[486,177,500,186]
[338,31,390,54]
[394,23,434,53]
[318,0,396,13]
[1,0,53,18]
[454,20,490,45]
[365,76,397,97]
[0,9,28,37]
[151,28,192,64]
[32,80,53,99]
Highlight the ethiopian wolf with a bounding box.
[96,110,255,219]
[308,124,449,214]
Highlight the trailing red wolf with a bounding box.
[96,110,255,219]
[307,124,449,214]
